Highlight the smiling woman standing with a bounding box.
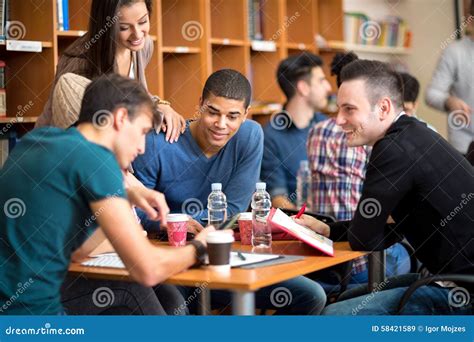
[36,0,185,142]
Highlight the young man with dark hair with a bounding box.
[0,74,216,315]
[134,69,261,230]
[400,72,437,132]
[306,53,409,292]
[399,72,420,115]
[133,69,327,315]
[261,53,331,209]
[297,59,474,315]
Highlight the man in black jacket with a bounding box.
[296,59,474,315]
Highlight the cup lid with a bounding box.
[238,212,252,220]
[166,214,189,222]
[206,231,235,244]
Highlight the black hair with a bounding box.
[77,74,158,126]
[64,0,152,79]
[277,53,323,100]
[330,51,358,88]
[201,69,252,108]
[340,59,404,111]
[399,72,420,103]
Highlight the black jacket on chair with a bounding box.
[329,115,474,292]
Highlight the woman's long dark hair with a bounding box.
[64,0,152,79]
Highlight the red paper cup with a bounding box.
[238,212,253,245]
[166,214,189,247]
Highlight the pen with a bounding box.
[237,252,246,261]
[295,203,307,219]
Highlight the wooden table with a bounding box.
[69,241,368,315]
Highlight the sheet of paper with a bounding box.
[82,252,281,269]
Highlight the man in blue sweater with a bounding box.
[133,69,263,232]
[261,53,331,209]
[133,69,327,315]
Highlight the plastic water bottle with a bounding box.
[296,160,312,209]
[207,183,227,227]
[251,182,272,248]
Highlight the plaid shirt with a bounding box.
[307,118,371,273]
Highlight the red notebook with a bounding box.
[268,208,334,256]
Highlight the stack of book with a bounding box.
[57,0,69,31]
[344,12,412,48]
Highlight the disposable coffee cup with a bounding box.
[166,214,189,247]
[206,231,235,272]
[238,212,253,245]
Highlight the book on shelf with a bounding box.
[344,12,412,49]
[0,89,5,117]
[0,60,5,117]
[248,0,263,40]
[0,60,5,89]
[57,0,69,31]
[0,0,6,41]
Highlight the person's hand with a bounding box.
[292,214,330,238]
[193,226,233,247]
[126,186,169,225]
[445,96,472,114]
[158,104,186,143]
[187,218,204,234]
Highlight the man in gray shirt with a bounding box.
[425,4,473,154]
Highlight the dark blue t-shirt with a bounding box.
[133,120,264,231]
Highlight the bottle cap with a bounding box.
[256,182,266,190]
[211,183,222,191]
[300,160,309,168]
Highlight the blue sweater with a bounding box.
[133,120,264,231]
[261,112,327,202]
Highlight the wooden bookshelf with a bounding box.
[1,0,349,121]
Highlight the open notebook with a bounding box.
[82,252,281,269]
[268,208,334,256]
